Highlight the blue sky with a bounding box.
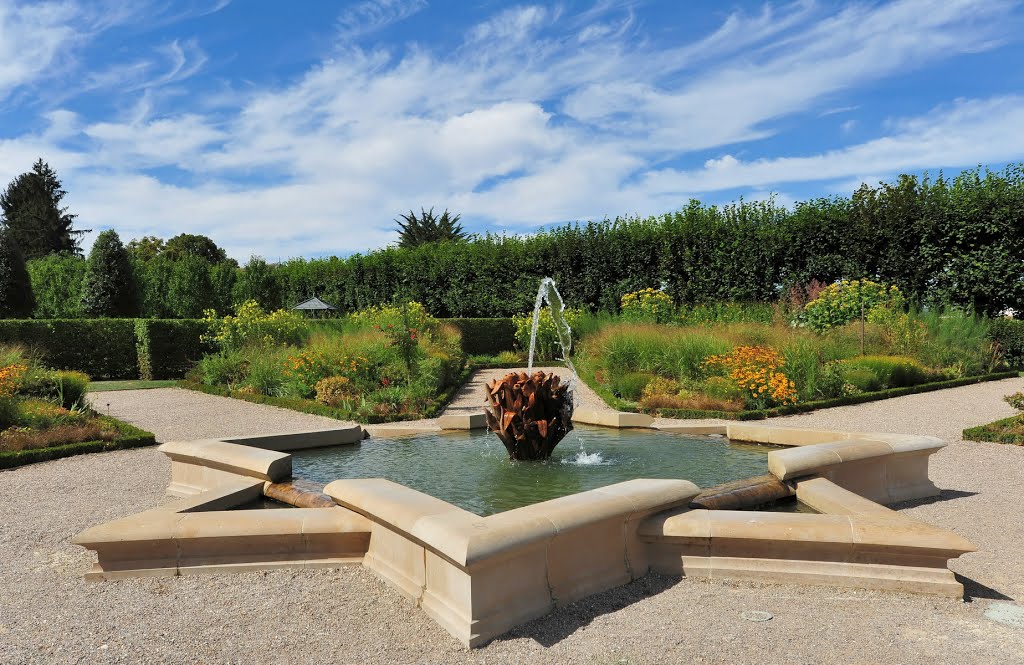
[2,0,1023,261]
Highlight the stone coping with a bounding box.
[324,477,700,569]
[159,440,292,483]
[221,425,365,450]
[76,419,973,646]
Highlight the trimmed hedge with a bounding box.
[0,319,139,379]
[963,415,1024,445]
[135,319,212,380]
[439,318,515,355]
[0,415,156,470]
[990,318,1024,368]
[579,369,1021,421]
[0,318,210,380]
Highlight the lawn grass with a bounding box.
[88,379,178,392]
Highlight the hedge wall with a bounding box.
[135,319,213,380]
[439,318,516,355]
[0,319,139,380]
[0,318,210,380]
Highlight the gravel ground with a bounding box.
[2,379,1024,664]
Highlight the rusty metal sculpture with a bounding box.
[484,371,574,460]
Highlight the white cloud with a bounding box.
[0,1,80,100]
[1,0,1022,260]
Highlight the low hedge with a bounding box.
[0,415,156,470]
[0,319,139,379]
[990,318,1024,368]
[135,319,213,380]
[963,415,1024,445]
[439,318,515,355]
[579,369,1021,421]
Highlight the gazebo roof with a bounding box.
[292,296,338,311]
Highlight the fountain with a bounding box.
[484,278,576,461]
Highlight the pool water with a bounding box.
[291,426,779,516]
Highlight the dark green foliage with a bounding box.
[990,319,1024,368]
[0,159,83,259]
[21,369,90,408]
[0,319,139,379]
[438,318,515,354]
[0,229,34,318]
[27,253,85,318]
[233,256,280,310]
[168,256,214,318]
[396,208,465,248]
[136,255,174,318]
[162,233,229,263]
[135,319,212,380]
[0,415,155,470]
[209,261,237,314]
[126,236,165,262]
[80,230,139,318]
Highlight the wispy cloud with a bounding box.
[0,0,1021,260]
[337,0,427,41]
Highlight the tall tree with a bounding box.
[27,253,86,318]
[163,233,229,263]
[233,256,280,310]
[0,159,84,259]
[395,208,466,248]
[167,255,214,318]
[127,236,166,263]
[80,230,138,317]
[0,229,34,318]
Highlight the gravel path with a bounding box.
[2,380,1024,663]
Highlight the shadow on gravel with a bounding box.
[957,574,1014,602]
[893,489,978,509]
[494,573,680,648]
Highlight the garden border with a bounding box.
[177,362,477,425]
[963,415,1024,445]
[577,369,1022,421]
[0,415,156,470]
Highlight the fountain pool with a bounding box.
[290,426,780,515]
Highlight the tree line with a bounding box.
[1,160,1022,319]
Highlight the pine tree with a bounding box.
[0,229,35,318]
[0,159,84,259]
[395,208,465,248]
[80,230,138,317]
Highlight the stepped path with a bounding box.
[1,377,1023,663]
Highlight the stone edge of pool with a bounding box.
[73,415,975,649]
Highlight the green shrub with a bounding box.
[314,376,356,407]
[802,280,904,332]
[680,302,775,326]
[202,300,308,351]
[990,318,1024,368]
[1005,392,1024,412]
[241,353,287,396]
[701,375,747,402]
[0,228,34,318]
[621,288,675,323]
[512,307,585,361]
[438,318,515,355]
[27,253,85,318]
[841,366,881,392]
[610,371,655,401]
[841,355,929,389]
[0,319,139,379]
[582,324,732,380]
[0,397,16,429]
[197,351,247,388]
[14,398,84,429]
[80,230,138,318]
[135,319,211,380]
[21,369,89,408]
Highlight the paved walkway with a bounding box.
[1,376,1021,663]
